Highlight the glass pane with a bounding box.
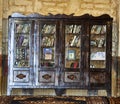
[40,24,56,68]
[65,25,81,68]
[14,23,31,67]
[90,25,106,68]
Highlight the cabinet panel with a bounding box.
[38,71,55,83]
[89,20,112,95]
[90,72,106,84]
[60,21,85,88]
[90,72,109,88]
[64,72,80,82]
[35,20,59,87]
[13,70,30,83]
[7,18,34,95]
[90,25,107,69]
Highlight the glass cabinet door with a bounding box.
[62,23,82,85]
[14,21,32,67]
[10,20,33,86]
[90,25,107,69]
[37,21,57,86]
[39,22,56,68]
[65,24,81,69]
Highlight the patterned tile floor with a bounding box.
[0,96,119,104]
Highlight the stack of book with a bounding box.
[65,25,81,34]
[42,24,56,34]
[91,25,106,34]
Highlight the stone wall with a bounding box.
[0,0,119,96]
[2,0,117,19]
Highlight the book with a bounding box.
[70,35,77,46]
[95,25,102,34]
[91,25,102,34]
[43,48,53,60]
[22,37,29,46]
[70,35,80,47]
[16,24,24,33]
[16,35,24,46]
[73,25,77,33]
[22,24,30,33]
[101,25,106,34]
[90,52,106,60]
[42,35,54,46]
[67,50,76,60]
[65,25,74,33]
[42,24,56,34]
[75,25,81,33]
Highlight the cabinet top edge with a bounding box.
[9,12,113,20]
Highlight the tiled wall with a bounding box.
[0,0,119,96]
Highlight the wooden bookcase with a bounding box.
[7,13,113,96]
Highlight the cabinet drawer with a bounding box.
[39,71,55,83]
[90,72,106,84]
[64,72,80,82]
[13,70,30,83]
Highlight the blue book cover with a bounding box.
[43,48,53,60]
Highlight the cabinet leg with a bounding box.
[107,89,111,96]
[7,87,12,95]
[55,88,66,96]
[88,90,98,96]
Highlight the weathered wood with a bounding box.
[7,13,113,96]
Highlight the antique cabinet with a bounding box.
[7,13,113,95]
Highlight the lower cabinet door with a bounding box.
[38,71,56,86]
[10,70,32,86]
[90,72,110,88]
[64,72,80,83]
[60,71,83,88]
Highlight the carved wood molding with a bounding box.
[67,74,77,80]
[42,74,51,80]
[16,73,26,79]
[9,12,113,20]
